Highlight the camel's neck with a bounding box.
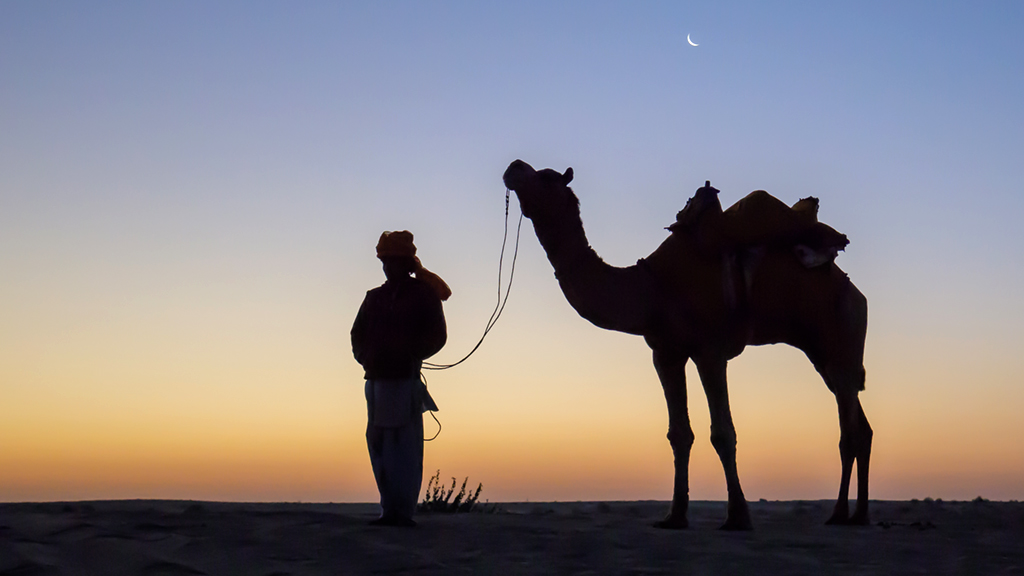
[528,194,654,336]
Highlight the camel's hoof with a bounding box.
[653,516,688,530]
[825,513,850,526]
[848,511,870,526]
[719,505,753,531]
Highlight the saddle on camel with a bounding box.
[666,181,848,266]
[645,181,852,309]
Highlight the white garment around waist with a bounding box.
[365,377,438,428]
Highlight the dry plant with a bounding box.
[418,470,487,513]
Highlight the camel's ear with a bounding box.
[563,167,574,185]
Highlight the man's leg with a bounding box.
[384,414,423,522]
[366,379,423,526]
[366,423,396,519]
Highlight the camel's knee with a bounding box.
[710,428,736,455]
[858,424,873,454]
[858,409,873,436]
[838,434,855,457]
[839,425,872,457]
[667,426,695,451]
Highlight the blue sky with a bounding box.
[2,2,1023,502]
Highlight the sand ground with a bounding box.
[2,499,1022,575]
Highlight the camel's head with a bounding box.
[502,159,578,221]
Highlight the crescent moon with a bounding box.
[687,34,698,47]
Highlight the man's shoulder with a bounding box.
[364,279,437,301]
[408,277,439,298]
[361,284,385,301]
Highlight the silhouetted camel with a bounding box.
[503,160,871,530]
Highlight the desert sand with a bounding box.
[2,499,1022,575]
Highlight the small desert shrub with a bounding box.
[419,470,484,513]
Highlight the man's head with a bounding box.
[375,230,451,300]
[376,230,417,259]
[376,230,417,282]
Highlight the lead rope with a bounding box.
[423,188,523,371]
[421,188,523,441]
[421,370,442,441]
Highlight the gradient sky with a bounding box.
[2,1,1023,503]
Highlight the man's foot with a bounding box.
[369,516,417,527]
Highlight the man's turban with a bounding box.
[376,231,451,301]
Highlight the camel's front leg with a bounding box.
[652,350,694,529]
[694,355,752,531]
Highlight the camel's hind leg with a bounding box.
[815,277,871,525]
[694,354,752,531]
[652,349,694,529]
[850,399,872,523]
[826,379,873,526]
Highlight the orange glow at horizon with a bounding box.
[4,328,1023,503]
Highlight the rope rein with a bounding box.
[420,189,522,441]
[424,400,442,441]
[422,188,522,370]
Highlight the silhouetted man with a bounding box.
[351,230,449,527]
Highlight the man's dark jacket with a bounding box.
[351,276,447,379]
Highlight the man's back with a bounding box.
[352,276,447,380]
